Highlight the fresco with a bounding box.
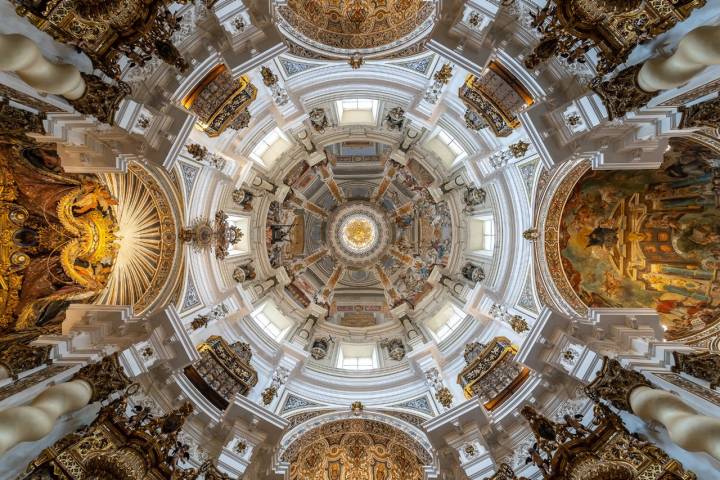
[559,138,720,339]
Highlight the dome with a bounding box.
[274,0,438,58]
[1,0,719,479]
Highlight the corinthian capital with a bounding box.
[584,356,652,412]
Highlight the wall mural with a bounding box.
[559,138,720,339]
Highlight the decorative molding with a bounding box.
[278,57,324,78]
[389,395,434,415]
[182,274,202,311]
[280,393,323,415]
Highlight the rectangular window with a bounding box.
[481,218,495,251]
[467,216,495,255]
[427,303,467,341]
[336,98,378,125]
[250,301,291,341]
[337,343,378,370]
[252,311,281,338]
[425,127,468,168]
[250,127,292,168]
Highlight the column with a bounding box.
[594,26,720,119]
[291,315,318,346]
[638,26,720,92]
[399,315,424,346]
[0,34,84,100]
[0,34,129,126]
[439,274,470,303]
[585,356,720,461]
[0,353,130,455]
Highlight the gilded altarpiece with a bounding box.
[1,116,120,337]
[526,0,705,74]
[286,419,429,480]
[11,0,189,79]
[521,402,696,479]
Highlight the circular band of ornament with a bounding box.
[325,202,392,268]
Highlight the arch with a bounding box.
[276,411,437,477]
[539,137,720,339]
[97,161,182,315]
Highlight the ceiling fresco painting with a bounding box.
[264,144,452,321]
[2,0,720,478]
[558,138,720,339]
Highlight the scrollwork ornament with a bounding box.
[483,463,526,480]
[435,386,454,409]
[0,98,45,138]
[0,343,52,378]
[591,65,657,120]
[584,356,652,412]
[68,74,131,126]
[671,350,720,390]
[71,352,131,403]
[262,385,277,405]
[679,96,720,132]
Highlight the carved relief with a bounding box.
[459,62,534,137]
[181,65,257,137]
[457,337,529,410]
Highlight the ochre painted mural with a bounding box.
[559,138,720,339]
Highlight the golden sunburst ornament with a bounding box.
[343,217,373,249]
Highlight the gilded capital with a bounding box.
[584,356,652,412]
[591,65,658,120]
[71,352,131,403]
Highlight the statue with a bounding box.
[523,228,539,241]
[232,188,254,211]
[462,263,485,283]
[309,108,329,133]
[464,187,486,210]
[384,107,406,131]
[232,263,256,283]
